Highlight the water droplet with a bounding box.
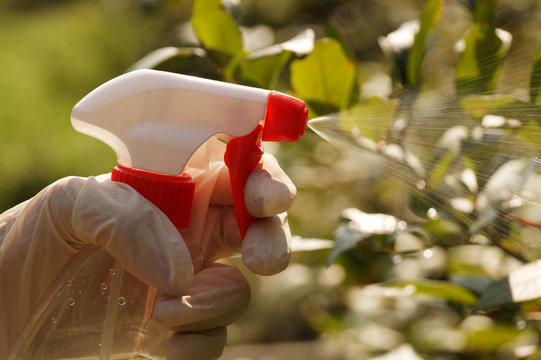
[416,179,426,190]
[51,317,57,324]
[118,297,126,306]
[398,221,407,230]
[100,283,108,291]
[509,195,523,208]
[423,248,433,259]
[98,343,102,348]
[101,291,106,296]
[77,289,83,295]
[67,298,75,307]
[517,320,527,329]
[66,281,72,287]
[427,207,438,219]
[109,268,116,276]
[392,254,403,264]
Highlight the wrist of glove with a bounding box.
[0,153,295,360]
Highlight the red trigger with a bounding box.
[224,124,264,238]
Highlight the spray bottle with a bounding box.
[9,69,308,359]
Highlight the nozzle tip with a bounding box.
[262,91,309,142]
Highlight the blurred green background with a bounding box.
[0,0,421,219]
[4,1,541,359]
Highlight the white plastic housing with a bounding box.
[72,69,270,175]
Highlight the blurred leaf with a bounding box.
[472,277,512,312]
[407,0,443,85]
[234,51,290,88]
[368,344,424,360]
[129,47,214,78]
[291,236,334,252]
[457,0,475,12]
[429,151,455,188]
[291,38,356,114]
[191,0,242,56]
[531,47,541,105]
[476,158,538,213]
[328,208,404,265]
[323,22,360,105]
[466,325,535,351]
[518,120,541,152]
[232,29,315,88]
[338,97,397,142]
[324,20,355,60]
[221,0,241,24]
[460,95,523,118]
[384,279,477,305]
[455,0,509,97]
[451,275,493,296]
[378,20,419,86]
[472,0,497,23]
[245,28,315,59]
[474,260,541,312]
[509,260,541,303]
[275,28,315,55]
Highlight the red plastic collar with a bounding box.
[111,165,195,229]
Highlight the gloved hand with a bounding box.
[0,137,295,360]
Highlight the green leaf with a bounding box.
[128,47,214,78]
[232,29,315,88]
[460,95,541,152]
[428,151,455,188]
[455,24,505,96]
[323,20,355,60]
[451,275,493,296]
[472,276,512,312]
[234,51,290,88]
[531,47,541,105]
[384,279,478,305]
[476,158,538,213]
[474,260,541,312]
[291,38,357,114]
[221,0,241,24]
[407,0,443,86]
[466,326,535,351]
[338,97,397,142]
[191,0,243,56]
[455,1,510,97]
[459,95,522,118]
[327,208,404,265]
[518,119,541,152]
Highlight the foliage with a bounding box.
[136,0,541,358]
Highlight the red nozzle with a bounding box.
[262,91,308,142]
[111,165,195,229]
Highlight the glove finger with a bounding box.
[167,327,227,360]
[69,176,193,296]
[244,153,296,218]
[154,263,250,332]
[198,153,296,214]
[242,212,291,276]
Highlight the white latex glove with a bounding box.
[0,146,295,360]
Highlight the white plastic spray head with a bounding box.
[71,69,270,175]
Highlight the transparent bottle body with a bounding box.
[9,245,176,360]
